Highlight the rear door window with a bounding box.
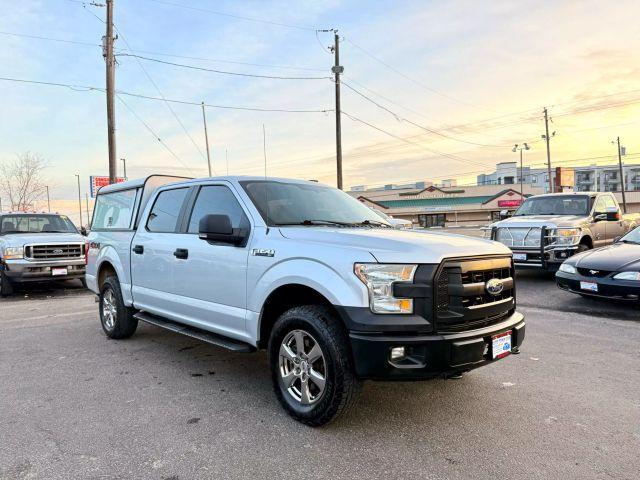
[146,188,189,233]
[92,189,139,230]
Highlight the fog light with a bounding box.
[390,346,406,360]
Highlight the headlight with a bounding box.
[613,271,640,281]
[1,247,23,260]
[552,228,581,245]
[558,263,577,274]
[354,263,417,314]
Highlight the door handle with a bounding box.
[132,245,144,254]
[173,248,189,259]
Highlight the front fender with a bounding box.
[249,258,369,314]
[93,246,132,305]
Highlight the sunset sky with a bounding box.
[1,0,640,223]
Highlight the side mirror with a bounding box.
[593,212,606,222]
[499,209,511,220]
[80,226,88,236]
[198,214,247,246]
[606,211,621,221]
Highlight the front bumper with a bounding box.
[348,311,525,380]
[1,258,86,282]
[556,271,640,301]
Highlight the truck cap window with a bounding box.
[92,189,138,230]
[514,196,589,216]
[146,188,189,233]
[240,180,390,227]
[187,186,249,233]
[0,214,78,234]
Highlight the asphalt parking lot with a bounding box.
[1,275,639,480]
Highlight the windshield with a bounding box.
[0,214,78,234]
[620,226,640,244]
[240,181,391,227]
[514,196,589,216]
[373,209,391,220]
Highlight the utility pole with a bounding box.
[45,186,51,212]
[615,136,627,213]
[75,175,83,227]
[104,0,117,184]
[331,31,344,190]
[120,158,127,179]
[201,102,212,177]
[543,107,553,193]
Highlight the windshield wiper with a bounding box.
[276,219,357,227]
[359,219,392,228]
[620,239,639,244]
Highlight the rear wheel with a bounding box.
[99,275,138,339]
[0,272,14,297]
[268,305,361,427]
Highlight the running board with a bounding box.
[133,311,255,353]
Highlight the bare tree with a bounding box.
[0,152,48,211]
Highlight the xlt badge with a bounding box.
[252,249,275,257]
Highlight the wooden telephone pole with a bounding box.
[331,32,343,190]
[104,0,117,184]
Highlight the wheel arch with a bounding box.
[257,283,340,349]
[579,235,593,249]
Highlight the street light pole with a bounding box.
[512,143,530,201]
[614,136,627,213]
[75,174,83,227]
[201,102,212,177]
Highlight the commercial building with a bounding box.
[350,183,545,227]
[478,161,640,193]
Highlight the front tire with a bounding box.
[99,275,138,339]
[268,305,361,427]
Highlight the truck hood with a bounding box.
[492,215,585,229]
[569,242,640,271]
[0,232,85,248]
[278,227,511,263]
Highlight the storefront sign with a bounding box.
[497,199,522,208]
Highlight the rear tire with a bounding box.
[0,272,14,297]
[99,275,138,339]
[268,305,362,427]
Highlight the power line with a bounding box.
[0,76,333,113]
[0,29,326,72]
[342,81,514,148]
[116,93,197,175]
[344,37,486,110]
[145,0,318,31]
[116,53,332,80]
[342,110,494,168]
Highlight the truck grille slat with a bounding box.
[435,256,515,333]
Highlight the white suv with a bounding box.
[86,175,525,426]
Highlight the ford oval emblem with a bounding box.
[52,249,63,255]
[485,278,504,296]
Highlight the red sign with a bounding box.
[90,176,126,197]
[498,199,522,208]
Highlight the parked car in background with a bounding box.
[485,192,639,270]
[0,212,86,296]
[372,208,413,229]
[556,226,640,302]
[86,175,525,426]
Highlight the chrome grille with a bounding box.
[25,243,84,260]
[435,256,515,333]
[495,227,541,247]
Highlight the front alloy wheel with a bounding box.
[101,288,117,332]
[279,330,327,405]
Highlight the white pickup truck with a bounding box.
[86,175,525,426]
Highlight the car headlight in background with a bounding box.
[558,263,577,274]
[612,271,640,281]
[354,263,417,314]
[551,228,581,245]
[1,247,23,260]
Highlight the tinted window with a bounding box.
[92,189,138,230]
[188,186,248,233]
[147,188,189,233]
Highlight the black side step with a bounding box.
[134,311,255,353]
